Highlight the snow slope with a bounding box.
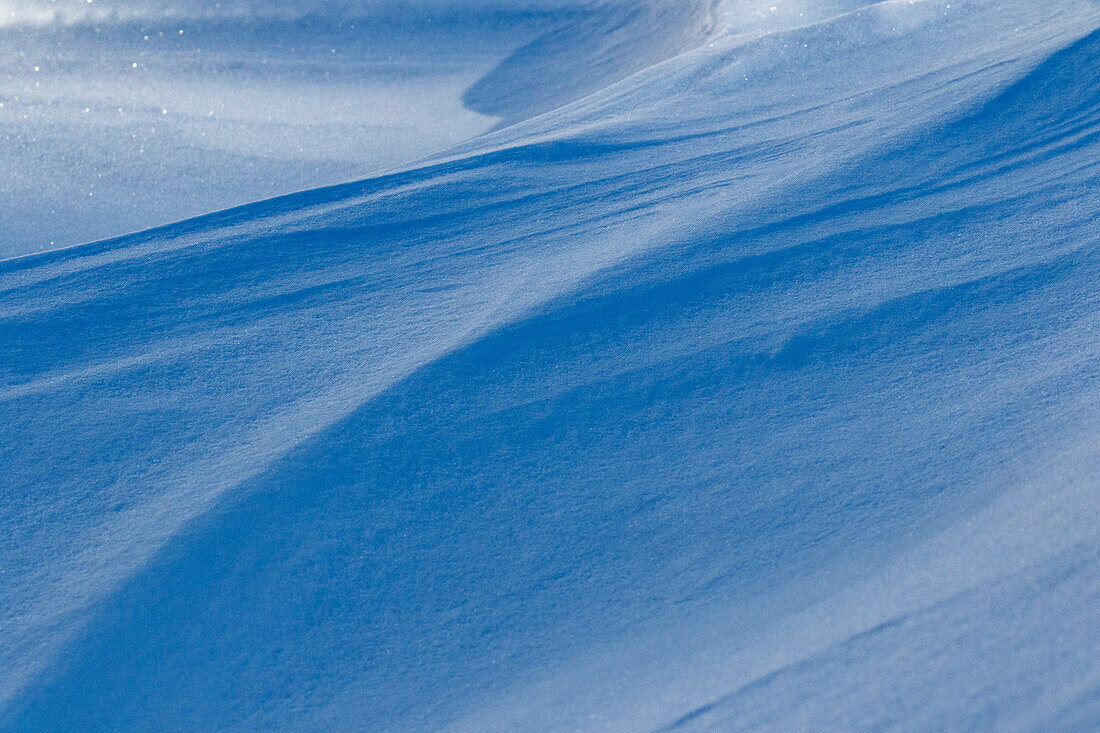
[0,3,563,258]
[0,0,728,259]
[2,0,1100,730]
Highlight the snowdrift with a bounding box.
[2,1,1099,730]
[0,1,731,258]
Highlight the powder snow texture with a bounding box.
[2,1,1100,731]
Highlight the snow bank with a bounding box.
[2,0,1099,730]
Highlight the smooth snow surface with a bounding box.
[0,8,535,257]
[2,1,1100,730]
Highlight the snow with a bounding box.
[0,7,550,257]
[2,0,1099,730]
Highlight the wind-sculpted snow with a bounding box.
[0,8,531,257]
[0,1,724,257]
[0,0,590,26]
[2,1,1100,730]
[463,0,720,123]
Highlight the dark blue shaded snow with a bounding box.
[1,1,1099,730]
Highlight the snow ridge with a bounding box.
[2,1,1100,730]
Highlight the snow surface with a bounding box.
[0,7,546,257]
[2,0,1100,730]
